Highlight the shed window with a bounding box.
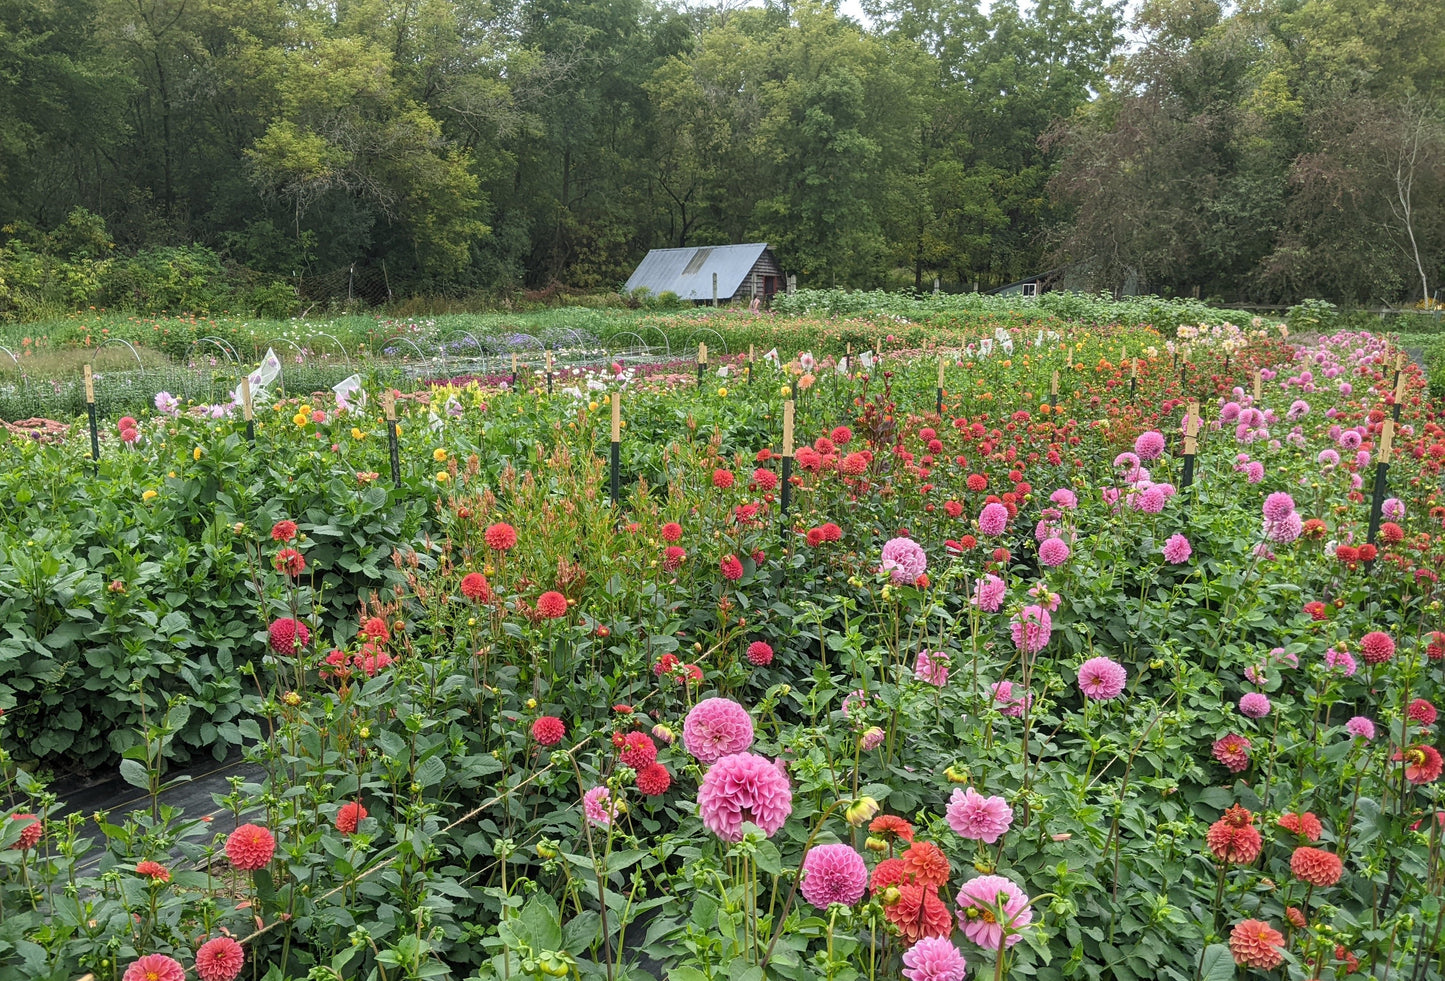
[1022,282,1037,297]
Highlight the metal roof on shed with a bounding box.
[624,243,769,300]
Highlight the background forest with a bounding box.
[0,0,1441,310]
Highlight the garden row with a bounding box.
[1,317,1441,981]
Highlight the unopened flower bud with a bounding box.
[845,796,880,827]
[944,765,970,784]
[865,837,888,853]
[881,887,901,906]
[652,724,674,745]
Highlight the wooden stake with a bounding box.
[84,364,95,403]
[782,400,795,458]
[1183,400,1200,454]
[1379,419,1394,464]
[611,391,621,442]
[1252,369,1262,400]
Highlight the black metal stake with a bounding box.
[245,419,255,443]
[385,396,402,489]
[780,455,793,541]
[610,440,621,505]
[87,402,100,471]
[1181,454,1196,489]
[936,386,943,416]
[84,365,99,472]
[1366,461,1389,546]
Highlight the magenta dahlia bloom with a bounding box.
[697,752,793,842]
[946,787,1014,844]
[956,874,1033,950]
[1162,534,1192,563]
[1009,604,1052,655]
[1077,657,1127,700]
[682,697,754,763]
[902,936,968,981]
[1038,537,1070,567]
[881,537,928,585]
[978,502,1009,536]
[914,650,949,687]
[972,574,1006,612]
[1134,430,1166,460]
[800,843,869,908]
[1239,692,1271,719]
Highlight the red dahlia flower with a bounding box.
[532,716,565,746]
[335,801,367,835]
[1290,846,1343,887]
[224,824,276,871]
[1228,919,1285,969]
[536,591,568,619]
[1394,744,1444,783]
[484,522,517,551]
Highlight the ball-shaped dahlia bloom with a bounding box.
[224,824,276,871]
[800,843,869,908]
[682,698,754,763]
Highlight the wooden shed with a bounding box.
[624,243,787,305]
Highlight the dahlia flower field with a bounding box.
[0,318,1441,981]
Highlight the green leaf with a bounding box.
[118,758,150,790]
[1198,944,1234,981]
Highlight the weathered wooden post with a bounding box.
[697,342,708,384]
[937,357,946,416]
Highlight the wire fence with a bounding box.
[0,323,745,422]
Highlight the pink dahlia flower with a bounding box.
[1345,716,1375,740]
[682,697,754,763]
[978,502,1009,536]
[1009,605,1052,655]
[1134,431,1166,460]
[1077,657,1127,700]
[902,936,968,981]
[881,537,928,585]
[800,842,869,908]
[946,787,1013,844]
[972,574,1006,612]
[955,874,1032,950]
[123,955,186,981]
[582,786,617,828]
[1038,537,1070,566]
[1263,492,1296,523]
[1239,692,1271,718]
[1162,534,1192,563]
[992,680,1031,717]
[1049,488,1077,509]
[697,752,793,842]
[914,650,949,686]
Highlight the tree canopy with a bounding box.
[0,0,1439,305]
